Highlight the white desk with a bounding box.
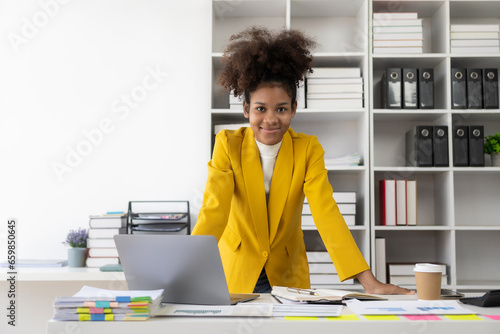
[46,294,500,334]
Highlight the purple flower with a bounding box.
[63,228,88,248]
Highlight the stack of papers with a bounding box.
[52,286,164,321]
[324,152,361,168]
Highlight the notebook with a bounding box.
[114,234,259,305]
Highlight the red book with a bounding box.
[380,179,396,226]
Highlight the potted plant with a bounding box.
[63,228,89,267]
[484,133,500,167]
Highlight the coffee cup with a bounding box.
[413,263,443,300]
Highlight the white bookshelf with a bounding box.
[369,0,500,291]
[211,0,500,291]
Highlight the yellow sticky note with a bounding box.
[326,314,360,321]
[444,314,483,321]
[363,315,400,321]
[284,316,318,321]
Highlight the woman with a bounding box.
[193,27,411,295]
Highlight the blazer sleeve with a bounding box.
[302,136,370,281]
[191,131,235,241]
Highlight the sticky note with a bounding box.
[444,314,483,321]
[284,316,318,321]
[404,315,441,321]
[485,315,500,320]
[363,315,400,321]
[326,314,360,321]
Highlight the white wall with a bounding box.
[0,0,212,260]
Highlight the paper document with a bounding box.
[346,299,475,315]
[72,286,164,301]
[154,303,273,317]
[272,304,342,317]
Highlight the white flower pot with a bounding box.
[492,153,500,167]
[68,247,88,267]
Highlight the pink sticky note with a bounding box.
[484,315,500,320]
[404,315,441,321]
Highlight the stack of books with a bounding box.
[372,12,423,54]
[305,68,363,109]
[379,179,417,226]
[52,286,163,322]
[229,93,243,110]
[302,192,356,228]
[450,24,500,54]
[387,263,447,286]
[86,212,127,268]
[307,251,354,286]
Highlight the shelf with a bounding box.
[374,226,453,231]
[373,110,449,122]
[0,267,125,282]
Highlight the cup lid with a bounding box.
[413,263,443,273]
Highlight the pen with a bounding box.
[287,287,318,296]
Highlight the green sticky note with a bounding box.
[363,315,400,321]
[444,314,483,321]
[284,316,318,321]
[326,314,360,321]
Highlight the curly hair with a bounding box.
[218,26,317,104]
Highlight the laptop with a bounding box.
[114,234,259,305]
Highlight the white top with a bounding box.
[255,138,282,198]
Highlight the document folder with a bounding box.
[433,126,449,167]
[406,125,433,167]
[403,68,418,109]
[382,68,402,109]
[483,68,499,109]
[418,68,434,109]
[467,68,483,109]
[452,126,468,166]
[451,68,466,109]
[469,125,485,167]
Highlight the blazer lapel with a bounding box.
[241,128,270,249]
[268,130,293,244]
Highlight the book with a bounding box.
[332,192,356,203]
[373,40,423,47]
[387,263,447,276]
[88,228,126,239]
[389,275,448,286]
[89,216,127,229]
[450,24,500,32]
[307,67,361,78]
[86,257,119,268]
[375,238,387,283]
[309,263,338,274]
[306,251,331,263]
[306,98,363,109]
[0,259,67,268]
[451,46,500,54]
[373,12,418,20]
[306,92,363,99]
[306,83,363,94]
[310,274,353,285]
[306,77,362,85]
[373,47,423,54]
[88,248,119,258]
[450,31,499,39]
[301,214,355,227]
[406,180,417,226]
[379,179,396,226]
[271,286,386,302]
[373,32,423,40]
[451,39,500,47]
[396,179,407,226]
[372,19,423,27]
[302,203,355,215]
[87,238,116,248]
[373,26,423,33]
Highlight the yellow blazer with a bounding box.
[192,127,369,293]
